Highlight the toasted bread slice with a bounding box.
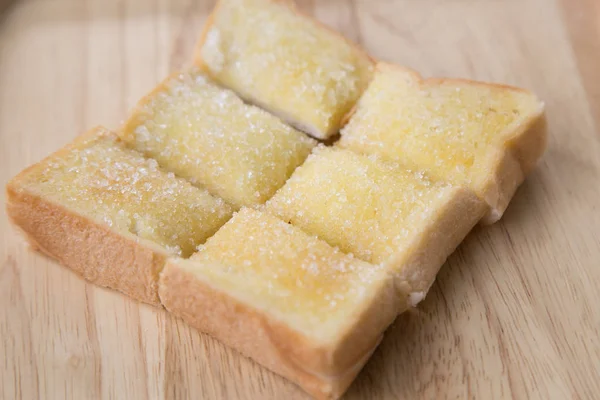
[194,0,374,139]
[6,127,233,304]
[339,63,547,223]
[267,146,485,294]
[160,208,409,399]
[121,70,316,209]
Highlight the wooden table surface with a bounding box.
[1,0,599,399]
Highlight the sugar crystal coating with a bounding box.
[339,64,543,195]
[197,0,373,138]
[122,70,316,209]
[190,208,385,333]
[267,147,464,265]
[17,128,233,257]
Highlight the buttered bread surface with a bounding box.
[122,69,316,209]
[3,0,557,399]
[339,63,546,222]
[196,0,374,139]
[6,128,234,304]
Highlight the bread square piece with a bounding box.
[6,127,233,304]
[194,0,374,139]
[159,208,409,399]
[267,146,485,293]
[121,69,316,209]
[338,63,547,223]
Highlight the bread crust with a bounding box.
[478,148,525,224]
[504,105,548,176]
[6,184,167,305]
[193,0,375,140]
[5,128,173,305]
[392,186,487,296]
[159,258,407,399]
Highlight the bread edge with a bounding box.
[477,104,546,224]
[388,185,486,300]
[504,103,548,176]
[6,184,167,305]
[159,256,406,399]
[5,127,171,305]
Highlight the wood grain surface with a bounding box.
[1,0,599,399]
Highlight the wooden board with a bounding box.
[1,0,599,398]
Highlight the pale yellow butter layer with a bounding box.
[267,147,485,288]
[190,208,388,334]
[122,70,316,209]
[196,0,373,139]
[339,63,545,214]
[160,208,408,398]
[15,128,233,257]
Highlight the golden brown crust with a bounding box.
[6,184,167,305]
[159,260,405,399]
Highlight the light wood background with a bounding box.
[1,0,599,399]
